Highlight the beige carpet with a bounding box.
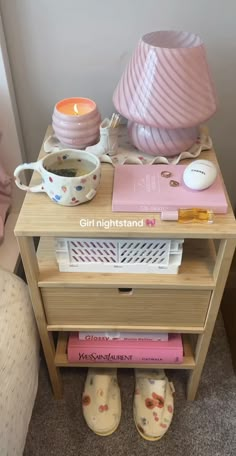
[24,315,236,456]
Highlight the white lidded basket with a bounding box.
[55,238,184,274]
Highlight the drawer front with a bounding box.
[42,287,211,328]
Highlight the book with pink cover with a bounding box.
[78,331,168,341]
[67,333,183,364]
[112,165,228,213]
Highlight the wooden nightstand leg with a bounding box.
[187,333,208,400]
[17,236,63,399]
[187,239,236,400]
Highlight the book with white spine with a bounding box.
[78,331,168,342]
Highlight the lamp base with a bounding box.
[128,122,199,157]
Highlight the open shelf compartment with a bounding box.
[55,332,196,369]
[38,237,216,289]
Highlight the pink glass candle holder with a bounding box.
[52,97,101,149]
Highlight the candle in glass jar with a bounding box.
[57,97,95,116]
[52,97,101,148]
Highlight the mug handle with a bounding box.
[14,161,45,193]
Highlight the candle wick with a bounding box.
[74,104,79,115]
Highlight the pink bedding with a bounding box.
[0,162,11,240]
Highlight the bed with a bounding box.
[0,268,39,455]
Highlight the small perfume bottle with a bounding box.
[161,208,214,223]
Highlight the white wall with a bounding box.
[0,0,236,207]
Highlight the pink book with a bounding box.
[67,333,183,364]
[78,331,168,342]
[112,165,228,214]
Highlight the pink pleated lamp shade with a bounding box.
[113,31,217,129]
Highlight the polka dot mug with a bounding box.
[14,149,101,206]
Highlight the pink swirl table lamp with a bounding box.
[113,30,217,157]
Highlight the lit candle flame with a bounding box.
[74,104,79,115]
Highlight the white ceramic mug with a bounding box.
[14,149,101,206]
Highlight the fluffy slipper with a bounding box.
[133,369,174,441]
[82,368,121,436]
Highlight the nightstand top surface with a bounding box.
[15,126,236,239]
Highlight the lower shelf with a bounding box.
[55,332,196,369]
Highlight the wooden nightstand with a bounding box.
[14,127,236,400]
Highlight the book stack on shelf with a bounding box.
[67,331,183,364]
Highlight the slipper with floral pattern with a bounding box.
[82,368,121,436]
[133,369,174,441]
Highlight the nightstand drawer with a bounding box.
[42,288,211,328]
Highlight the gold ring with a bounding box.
[170,180,179,187]
[161,170,172,178]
